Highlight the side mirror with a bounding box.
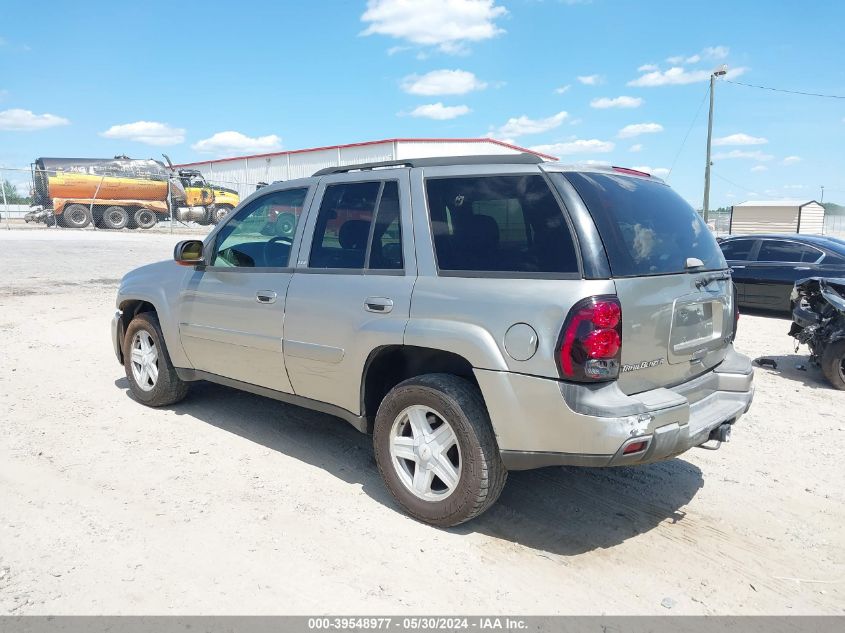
[174,240,204,266]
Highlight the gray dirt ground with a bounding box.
[0,228,843,615]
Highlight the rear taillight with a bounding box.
[558,296,622,382]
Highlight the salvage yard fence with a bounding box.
[1,165,263,233]
[4,164,845,239]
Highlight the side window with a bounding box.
[756,240,814,263]
[425,174,578,274]
[211,187,308,268]
[369,181,403,270]
[719,239,755,261]
[309,181,403,270]
[800,246,823,263]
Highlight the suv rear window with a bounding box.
[425,175,579,275]
[563,172,726,277]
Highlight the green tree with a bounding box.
[822,202,844,216]
[1,179,32,205]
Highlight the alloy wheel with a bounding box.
[389,405,462,502]
[130,330,159,392]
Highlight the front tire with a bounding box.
[373,373,506,527]
[123,312,189,406]
[821,340,845,390]
[212,205,232,224]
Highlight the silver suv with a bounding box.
[111,155,754,526]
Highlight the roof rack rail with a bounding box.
[312,153,544,177]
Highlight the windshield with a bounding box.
[562,172,726,277]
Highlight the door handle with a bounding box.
[256,290,277,304]
[364,297,394,313]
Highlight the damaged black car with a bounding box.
[789,277,845,390]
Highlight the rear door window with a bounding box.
[719,239,756,261]
[425,174,579,275]
[309,181,380,269]
[562,172,726,277]
[756,240,822,263]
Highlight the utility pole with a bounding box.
[703,66,727,225]
[1,177,9,230]
[820,185,824,203]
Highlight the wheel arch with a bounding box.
[116,299,158,362]
[360,345,479,433]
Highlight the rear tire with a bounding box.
[373,373,507,527]
[102,205,129,230]
[123,312,189,407]
[821,340,845,390]
[63,204,92,229]
[134,207,157,230]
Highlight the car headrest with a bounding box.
[338,219,370,250]
[465,214,499,250]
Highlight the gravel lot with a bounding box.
[1,228,843,615]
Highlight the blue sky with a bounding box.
[1,0,843,208]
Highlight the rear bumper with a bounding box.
[475,346,754,470]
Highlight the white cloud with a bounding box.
[0,108,69,131]
[628,65,747,87]
[492,111,568,138]
[407,102,471,120]
[750,165,768,172]
[637,64,658,72]
[782,155,802,165]
[712,133,768,146]
[191,131,282,155]
[401,69,487,95]
[617,122,663,138]
[360,0,507,54]
[529,139,615,156]
[712,149,774,161]
[702,45,729,60]
[667,46,729,65]
[554,84,571,94]
[100,121,185,146]
[577,74,602,85]
[632,165,670,177]
[628,144,643,152]
[590,95,643,109]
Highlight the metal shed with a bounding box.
[174,138,556,198]
[729,200,826,235]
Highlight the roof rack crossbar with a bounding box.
[312,153,544,177]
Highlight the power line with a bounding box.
[712,171,756,194]
[666,83,710,180]
[723,79,845,100]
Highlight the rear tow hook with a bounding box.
[697,422,733,450]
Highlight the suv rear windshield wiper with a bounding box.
[695,270,731,290]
